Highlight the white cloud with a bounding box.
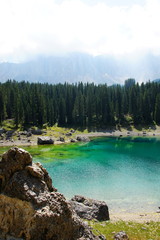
[0,0,160,61]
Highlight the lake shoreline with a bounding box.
[1,127,160,147]
[76,129,160,138]
[110,211,160,222]
[1,129,160,223]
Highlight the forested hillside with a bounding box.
[0,79,160,129]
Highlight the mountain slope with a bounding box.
[0,53,160,84]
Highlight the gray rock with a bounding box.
[19,131,32,137]
[141,227,147,230]
[66,132,72,136]
[59,137,65,142]
[26,131,32,137]
[70,195,109,221]
[31,129,43,135]
[37,136,54,145]
[6,130,14,139]
[98,235,106,240]
[0,128,6,134]
[0,133,5,140]
[114,231,129,240]
[70,138,77,143]
[19,131,28,135]
[70,129,75,133]
[76,136,90,142]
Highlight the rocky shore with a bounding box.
[0,126,160,147]
[0,128,89,147]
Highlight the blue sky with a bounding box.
[0,0,159,62]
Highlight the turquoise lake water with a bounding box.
[1,136,160,213]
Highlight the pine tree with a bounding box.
[154,93,160,124]
[58,98,66,125]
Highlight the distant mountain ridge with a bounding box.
[0,52,160,84]
[153,78,160,83]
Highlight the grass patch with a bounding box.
[1,119,15,130]
[43,125,87,139]
[89,220,160,240]
[1,119,24,131]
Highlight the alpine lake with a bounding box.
[1,136,160,214]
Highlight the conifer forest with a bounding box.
[0,79,160,128]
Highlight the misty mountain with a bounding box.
[153,78,160,83]
[0,53,160,85]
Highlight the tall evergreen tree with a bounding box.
[154,93,160,124]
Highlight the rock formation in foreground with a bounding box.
[0,147,104,240]
[70,195,109,221]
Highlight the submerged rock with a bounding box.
[70,195,110,221]
[37,136,54,145]
[0,147,102,240]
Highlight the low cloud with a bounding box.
[0,0,160,62]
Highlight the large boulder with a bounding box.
[70,195,110,221]
[0,147,103,240]
[37,136,54,145]
[76,136,90,142]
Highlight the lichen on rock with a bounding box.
[0,147,103,240]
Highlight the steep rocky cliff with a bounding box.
[0,147,103,240]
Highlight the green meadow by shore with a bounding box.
[1,121,160,147]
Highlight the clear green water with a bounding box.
[1,137,160,213]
